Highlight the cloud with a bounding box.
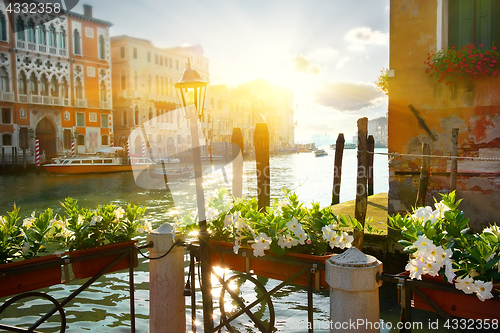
[335,56,350,69]
[315,81,384,112]
[286,54,320,74]
[344,27,388,50]
[308,47,340,62]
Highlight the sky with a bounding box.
[73,0,390,144]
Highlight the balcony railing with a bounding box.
[15,39,68,58]
[38,45,47,53]
[148,93,156,101]
[42,96,51,104]
[27,42,36,51]
[49,47,57,55]
[59,48,67,57]
[16,40,25,49]
[0,92,14,102]
[76,99,87,108]
[117,91,128,99]
[31,95,42,104]
[133,91,142,99]
[18,94,69,106]
[53,97,69,106]
[100,101,111,109]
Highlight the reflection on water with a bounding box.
[0,149,417,332]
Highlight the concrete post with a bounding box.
[325,247,383,332]
[147,223,186,333]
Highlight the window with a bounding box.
[155,54,158,64]
[100,80,107,102]
[449,0,500,49]
[61,77,68,98]
[160,56,163,66]
[169,58,172,67]
[121,71,126,90]
[102,135,109,146]
[148,108,153,120]
[176,60,179,69]
[134,106,140,125]
[75,78,83,99]
[122,110,127,126]
[2,133,12,146]
[89,112,97,122]
[48,25,57,47]
[27,20,35,43]
[147,51,151,62]
[0,13,6,41]
[50,76,58,96]
[76,112,85,126]
[73,29,81,55]
[58,29,66,49]
[38,25,45,45]
[98,35,106,59]
[120,46,125,58]
[63,129,71,149]
[77,134,85,145]
[156,75,159,94]
[2,108,11,124]
[148,74,152,93]
[133,47,137,59]
[16,18,24,41]
[29,73,38,94]
[134,71,138,90]
[40,75,48,96]
[0,67,9,92]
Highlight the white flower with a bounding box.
[411,206,435,223]
[90,215,102,226]
[233,237,240,254]
[278,235,288,249]
[406,260,424,280]
[474,280,493,302]
[413,235,432,252]
[137,226,144,233]
[322,225,334,241]
[77,215,85,226]
[0,216,6,226]
[114,207,125,220]
[433,202,451,219]
[144,221,152,233]
[295,229,308,245]
[224,214,233,228]
[455,276,477,294]
[206,207,218,220]
[22,217,34,228]
[234,215,246,232]
[286,217,301,234]
[444,260,456,282]
[336,232,354,249]
[422,260,440,277]
[251,233,272,257]
[435,247,452,266]
[423,243,438,261]
[21,242,30,255]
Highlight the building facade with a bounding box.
[0,4,113,160]
[110,36,210,157]
[388,0,500,230]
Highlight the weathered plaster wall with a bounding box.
[388,0,500,230]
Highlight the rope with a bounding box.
[364,151,500,161]
[135,239,185,260]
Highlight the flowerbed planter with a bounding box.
[0,255,62,298]
[210,241,333,289]
[69,240,138,279]
[402,273,500,320]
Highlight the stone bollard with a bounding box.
[147,223,186,333]
[325,247,383,332]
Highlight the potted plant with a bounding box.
[180,188,373,288]
[0,207,62,298]
[388,191,500,319]
[53,198,149,279]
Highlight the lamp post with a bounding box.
[175,59,213,332]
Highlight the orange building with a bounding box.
[388,0,500,229]
[0,4,112,161]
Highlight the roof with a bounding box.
[164,44,205,55]
[66,10,113,27]
[111,35,154,46]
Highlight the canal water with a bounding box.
[0,148,444,332]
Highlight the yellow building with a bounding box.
[388,0,500,229]
[110,36,209,157]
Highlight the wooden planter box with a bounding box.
[0,255,62,298]
[69,240,138,279]
[405,273,500,320]
[210,241,333,289]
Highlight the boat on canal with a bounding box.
[314,149,328,157]
[43,147,154,174]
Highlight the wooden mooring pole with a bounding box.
[367,135,374,196]
[450,128,459,191]
[231,127,244,198]
[416,142,430,207]
[331,133,345,205]
[354,118,368,250]
[255,123,270,211]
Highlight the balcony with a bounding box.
[117,91,128,99]
[0,92,14,102]
[18,94,69,106]
[15,39,68,58]
[27,42,36,51]
[48,47,57,55]
[133,91,142,99]
[148,93,157,101]
[38,45,47,53]
[76,99,87,108]
[31,95,42,104]
[16,40,25,49]
[59,49,67,57]
[53,97,69,106]
[100,101,111,109]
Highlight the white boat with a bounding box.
[314,149,328,157]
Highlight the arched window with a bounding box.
[40,74,48,96]
[148,74,152,93]
[75,77,83,99]
[29,73,38,94]
[48,25,57,47]
[18,71,27,95]
[50,76,58,96]
[100,80,107,102]
[156,75,159,94]
[16,18,24,41]
[121,70,126,90]
[73,29,81,55]
[122,109,127,126]
[0,67,9,92]
[134,106,140,125]
[27,20,35,43]
[98,35,105,59]
[61,77,68,98]
[58,29,66,49]
[148,108,153,121]
[133,71,138,90]
[38,25,45,45]
[101,135,109,146]
[0,13,6,41]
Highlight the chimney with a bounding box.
[83,4,93,18]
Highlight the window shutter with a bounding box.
[492,0,500,47]
[458,0,475,48]
[449,0,460,48]
[476,0,492,49]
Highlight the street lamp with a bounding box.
[175,59,213,332]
